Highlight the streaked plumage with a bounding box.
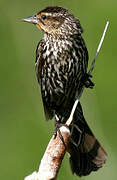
[36,33,88,121]
[23,6,107,176]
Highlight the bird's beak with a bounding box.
[22,15,39,24]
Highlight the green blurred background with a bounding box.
[0,0,117,179]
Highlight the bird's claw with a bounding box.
[54,118,68,148]
[82,73,94,89]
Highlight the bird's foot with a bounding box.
[54,115,68,148]
[82,73,94,89]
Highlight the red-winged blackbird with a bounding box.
[23,6,107,176]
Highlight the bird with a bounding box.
[23,6,107,177]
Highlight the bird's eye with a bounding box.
[41,15,46,20]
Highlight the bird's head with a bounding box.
[23,6,83,37]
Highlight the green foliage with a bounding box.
[0,0,117,179]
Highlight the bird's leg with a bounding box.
[54,115,60,138]
[54,115,67,148]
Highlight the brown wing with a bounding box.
[35,40,54,120]
[35,40,45,83]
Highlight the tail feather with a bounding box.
[68,102,107,176]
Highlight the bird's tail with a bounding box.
[67,102,107,176]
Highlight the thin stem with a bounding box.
[88,21,109,75]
